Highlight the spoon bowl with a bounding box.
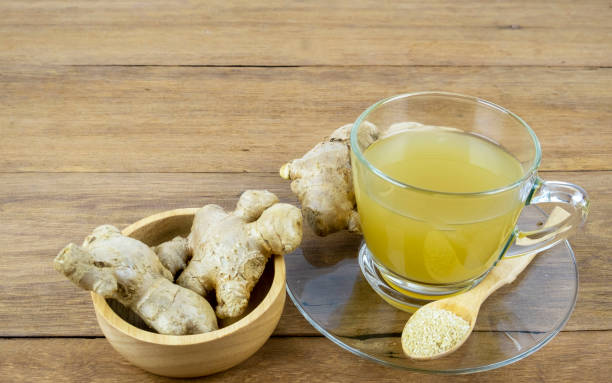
[404,296,478,360]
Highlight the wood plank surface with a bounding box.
[1,66,611,173]
[2,0,611,381]
[0,171,608,336]
[1,332,610,381]
[1,1,610,66]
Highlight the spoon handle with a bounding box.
[456,207,571,307]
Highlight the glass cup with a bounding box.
[350,92,589,309]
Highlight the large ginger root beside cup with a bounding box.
[53,225,218,335]
[280,123,379,236]
[177,190,303,319]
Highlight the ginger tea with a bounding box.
[355,127,525,285]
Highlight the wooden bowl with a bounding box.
[90,208,286,378]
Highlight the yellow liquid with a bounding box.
[356,128,525,285]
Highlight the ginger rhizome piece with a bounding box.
[177,190,302,319]
[153,236,191,277]
[280,123,379,236]
[53,225,218,335]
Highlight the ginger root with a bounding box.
[153,236,191,277]
[177,190,302,319]
[280,123,379,236]
[54,225,218,335]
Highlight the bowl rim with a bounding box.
[91,208,286,346]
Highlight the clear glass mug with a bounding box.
[350,92,589,308]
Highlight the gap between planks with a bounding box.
[61,64,612,68]
[1,329,607,340]
[1,170,610,174]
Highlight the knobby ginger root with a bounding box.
[177,190,302,319]
[153,236,191,277]
[280,122,379,236]
[53,225,218,335]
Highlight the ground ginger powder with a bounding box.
[401,307,471,358]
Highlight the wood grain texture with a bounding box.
[1,333,610,382]
[1,66,611,173]
[1,1,610,66]
[0,171,608,336]
[2,0,609,380]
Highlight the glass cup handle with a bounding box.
[505,179,590,258]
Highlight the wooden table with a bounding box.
[1,1,610,381]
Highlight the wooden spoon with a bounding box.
[403,207,571,360]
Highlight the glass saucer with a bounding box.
[285,205,578,374]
